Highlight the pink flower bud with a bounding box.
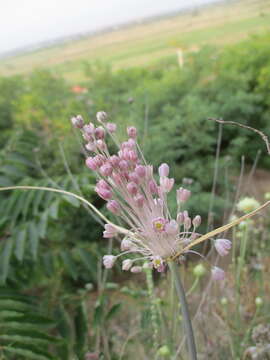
[71,115,84,128]
[127,182,138,195]
[127,126,137,138]
[177,187,191,203]
[96,140,106,151]
[184,217,191,230]
[111,172,122,185]
[128,172,139,184]
[106,122,117,133]
[122,259,133,271]
[121,239,132,251]
[149,180,158,194]
[211,266,225,281]
[135,165,146,178]
[128,150,138,162]
[85,157,98,171]
[109,155,120,167]
[103,255,116,269]
[94,155,105,167]
[83,123,95,135]
[130,266,142,273]
[134,194,144,207]
[192,215,201,228]
[103,223,118,238]
[160,177,174,193]
[96,179,110,190]
[127,138,136,148]
[100,163,113,177]
[96,111,108,123]
[95,126,105,139]
[96,188,112,200]
[122,149,130,160]
[165,220,178,235]
[214,239,232,257]
[119,160,129,170]
[85,142,96,152]
[177,212,185,224]
[106,200,121,214]
[158,163,170,177]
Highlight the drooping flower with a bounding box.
[72,111,231,273]
[214,238,232,257]
[211,266,225,281]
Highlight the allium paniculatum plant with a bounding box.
[71,112,232,277]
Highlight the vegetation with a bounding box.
[0,29,270,359]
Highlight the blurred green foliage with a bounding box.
[0,32,270,358]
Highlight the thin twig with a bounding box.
[208,118,270,155]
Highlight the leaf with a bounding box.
[74,301,88,359]
[0,175,14,186]
[7,152,36,168]
[3,344,55,360]
[105,303,122,322]
[49,200,59,220]
[0,164,27,178]
[33,190,45,216]
[77,249,96,280]
[0,238,13,285]
[38,211,48,239]
[28,222,40,261]
[14,228,27,262]
[62,194,80,208]
[22,190,37,219]
[60,251,78,281]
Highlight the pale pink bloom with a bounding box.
[95,127,105,139]
[106,200,121,214]
[122,259,133,271]
[160,177,174,193]
[177,187,191,203]
[127,126,137,138]
[85,142,96,152]
[165,220,178,235]
[71,115,84,128]
[215,239,232,256]
[106,122,117,133]
[135,165,146,177]
[192,215,201,228]
[96,140,106,151]
[96,111,108,123]
[86,157,98,171]
[103,255,116,269]
[121,239,132,251]
[127,182,138,195]
[103,224,118,238]
[109,155,120,167]
[130,266,142,273]
[95,188,112,200]
[158,163,170,177]
[211,266,225,281]
[83,123,95,135]
[177,212,185,224]
[100,163,113,177]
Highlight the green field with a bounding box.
[1,0,270,81]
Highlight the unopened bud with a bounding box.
[96,111,108,123]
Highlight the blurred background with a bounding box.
[0,0,270,359]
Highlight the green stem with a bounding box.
[169,262,197,360]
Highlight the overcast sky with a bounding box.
[0,0,220,54]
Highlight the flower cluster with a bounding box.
[71,112,231,277]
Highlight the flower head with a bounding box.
[72,111,230,274]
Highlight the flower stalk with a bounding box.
[169,261,197,360]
